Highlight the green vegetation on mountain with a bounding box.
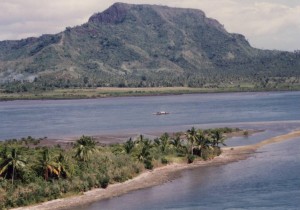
[0,2,300,93]
[0,127,237,208]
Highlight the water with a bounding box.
[74,137,300,210]
[1,91,300,140]
[1,91,300,209]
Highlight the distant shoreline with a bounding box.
[12,130,300,210]
[1,87,299,101]
[12,129,260,149]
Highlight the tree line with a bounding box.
[0,127,237,208]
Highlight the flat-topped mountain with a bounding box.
[0,2,300,91]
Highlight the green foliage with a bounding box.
[201,147,222,160]
[144,159,154,170]
[74,136,97,162]
[0,126,236,208]
[243,131,249,136]
[187,154,195,164]
[161,157,169,165]
[0,148,26,185]
[123,138,135,154]
[1,4,300,92]
[98,174,110,188]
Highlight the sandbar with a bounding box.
[13,130,300,210]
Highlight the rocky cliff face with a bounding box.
[88,3,129,24]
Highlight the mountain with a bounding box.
[0,2,300,91]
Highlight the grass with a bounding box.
[2,86,300,101]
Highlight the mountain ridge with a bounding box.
[0,2,300,92]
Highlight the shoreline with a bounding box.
[1,88,299,101]
[13,130,300,210]
[23,129,260,149]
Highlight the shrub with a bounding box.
[99,175,110,189]
[201,148,213,160]
[161,157,169,164]
[187,154,195,164]
[144,159,153,170]
[212,146,222,156]
[201,147,221,160]
[86,175,97,189]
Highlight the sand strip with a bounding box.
[13,130,300,210]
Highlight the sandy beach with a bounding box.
[13,130,300,210]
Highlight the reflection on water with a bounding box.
[74,137,300,210]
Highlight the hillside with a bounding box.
[0,2,300,92]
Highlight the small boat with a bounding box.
[153,111,169,115]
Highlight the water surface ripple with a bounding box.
[1,91,300,140]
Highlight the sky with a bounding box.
[1,0,300,51]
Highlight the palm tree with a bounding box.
[137,140,153,169]
[186,127,198,155]
[124,138,135,154]
[74,136,97,162]
[159,133,170,153]
[211,130,226,147]
[137,137,152,162]
[0,148,26,185]
[170,133,183,149]
[56,153,70,178]
[195,129,212,157]
[39,148,59,181]
[138,145,151,162]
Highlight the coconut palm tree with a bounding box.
[74,136,97,162]
[195,129,213,157]
[137,137,152,162]
[170,133,183,150]
[124,138,135,154]
[0,148,26,185]
[137,140,153,169]
[211,130,226,147]
[159,133,170,153]
[138,145,151,162]
[186,127,198,155]
[39,148,59,181]
[56,153,70,178]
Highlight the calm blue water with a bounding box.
[74,137,300,210]
[1,91,300,140]
[1,91,300,209]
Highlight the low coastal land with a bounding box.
[36,129,259,149]
[1,86,299,101]
[12,130,300,210]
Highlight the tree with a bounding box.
[56,153,70,178]
[0,148,26,185]
[186,127,198,155]
[211,130,226,147]
[124,138,135,154]
[170,133,183,150]
[74,136,97,162]
[195,129,212,158]
[137,137,153,169]
[39,148,59,181]
[159,133,170,153]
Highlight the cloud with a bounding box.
[178,0,300,51]
[0,0,299,51]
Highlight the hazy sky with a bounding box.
[1,0,299,51]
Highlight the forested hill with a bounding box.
[0,2,300,91]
